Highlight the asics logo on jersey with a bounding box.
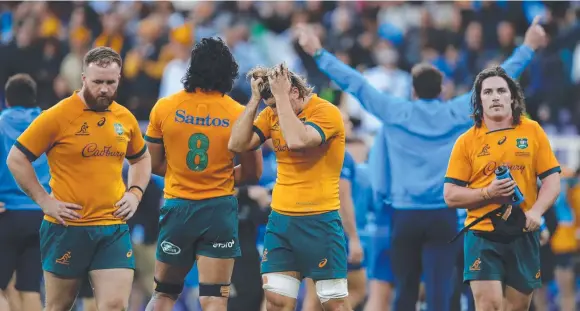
[81,143,125,158]
[174,110,230,127]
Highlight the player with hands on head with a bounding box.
[229,63,351,311]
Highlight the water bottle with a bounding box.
[494,165,524,205]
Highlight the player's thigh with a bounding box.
[504,232,541,296]
[89,224,135,272]
[196,256,235,295]
[133,243,156,295]
[463,231,505,283]
[347,269,366,295]
[261,211,300,275]
[196,195,241,260]
[290,211,348,281]
[89,268,134,310]
[469,280,503,310]
[262,271,301,310]
[43,271,82,310]
[39,221,94,278]
[156,198,212,267]
[153,260,191,296]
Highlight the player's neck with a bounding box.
[483,116,513,131]
[76,89,89,109]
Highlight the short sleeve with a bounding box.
[305,104,344,144]
[126,115,147,160]
[535,124,561,179]
[15,109,61,161]
[340,152,356,182]
[253,108,271,145]
[144,99,164,144]
[444,135,472,187]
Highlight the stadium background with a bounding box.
[0,1,579,311]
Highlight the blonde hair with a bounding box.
[247,64,314,99]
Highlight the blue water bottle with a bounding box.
[494,165,524,205]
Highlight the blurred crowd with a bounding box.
[1,1,579,137]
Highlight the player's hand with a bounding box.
[540,228,550,246]
[485,178,516,203]
[38,196,82,226]
[294,23,322,56]
[0,202,5,214]
[250,76,263,101]
[524,209,542,232]
[523,15,547,51]
[348,238,364,265]
[267,63,291,97]
[114,192,140,221]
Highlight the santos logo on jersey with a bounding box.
[174,110,230,127]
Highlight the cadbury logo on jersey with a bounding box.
[81,143,125,158]
[174,110,230,127]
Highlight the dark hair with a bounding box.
[471,66,526,128]
[182,37,239,94]
[5,74,37,108]
[411,63,442,99]
[247,64,313,100]
[83,46,122,69]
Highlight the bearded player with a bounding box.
[7,47,151,311]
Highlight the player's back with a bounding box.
[147,90,244,200]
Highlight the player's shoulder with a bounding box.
[517,116,542,133]
[110,102,139,124]
[308,94,341,116]
[219,94,245,116]
[39,94,82,119]
[455,126,478,145]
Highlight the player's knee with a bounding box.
[262,273,300,299]
[96,297,128,311]
[153,278,183,301]
[44,300,76,311]
[474,296,502,311]
[315,278,348,304]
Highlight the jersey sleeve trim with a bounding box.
[538,166,561,180]
[144,135,163,144]
[14,141,39,162]
[253,125,267,144]
[444,177,468,187]
[304,121,326,144]
[126,145,147,160]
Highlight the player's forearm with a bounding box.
[7,147,51,204]
[229,97,260,152]
[443,183,496,210]
[532,174,561,215]
[276,95,309,150]
[127,152,152,193]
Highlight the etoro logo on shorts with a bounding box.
[213,239,235,249]
[160,241,181,255]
